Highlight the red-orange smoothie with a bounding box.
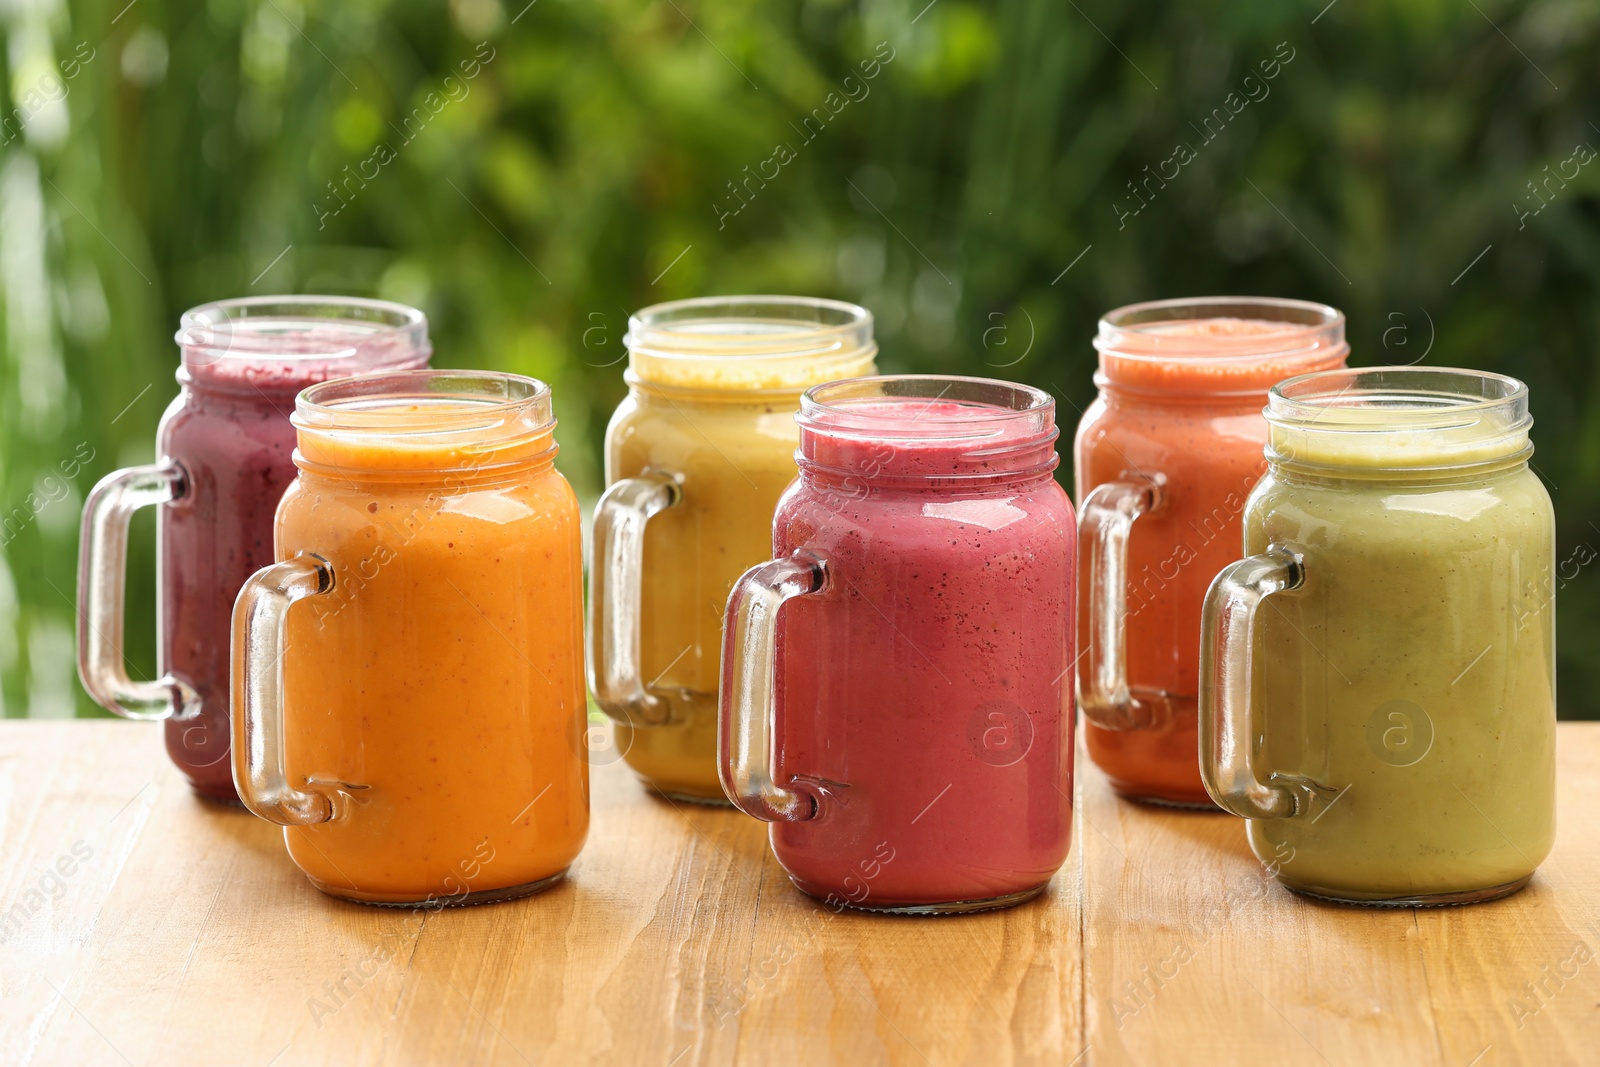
[1074,299,1347,806]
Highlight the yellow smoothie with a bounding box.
[1240,369,1555,902]
[592,298,876,801]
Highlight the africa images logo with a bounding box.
[1365,699,1434,768]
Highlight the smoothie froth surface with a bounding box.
[629,329,875,392]
[182,321,429,390]
[800,399,1055,478]
[1270,404,1530,469]
[1099,316,1346,393]
[295,399,555,473]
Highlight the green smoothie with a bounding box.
[1231,369,1556,903]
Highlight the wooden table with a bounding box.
[2,721,1595,1065]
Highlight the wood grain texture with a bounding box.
[2,721,1596,1066]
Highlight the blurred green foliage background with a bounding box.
[1,0,1596,718]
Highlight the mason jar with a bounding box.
[1075,296,1347,806]
[588,296,876,802]
[77,297,430,800]
[232,370,588,905]
[1200,367,1556,905]
[721,375,1075,913]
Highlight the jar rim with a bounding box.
[1267,366,1528,424]
[295,368,549,426]
[1265,366,1532,473]
[1095,296,1348,395]
[797,375,1059,482]
[801,374,1053,429]
[177,295,431,364]
[625,295,876,392]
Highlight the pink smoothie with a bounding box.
[768,389,1075,910]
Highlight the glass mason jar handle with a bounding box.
[231,553,339,826]
[1198,544,1316,820]
[719,552,825,823]
[1077,475,1163,730]
[76,461,201,720]
[587,472,681,727]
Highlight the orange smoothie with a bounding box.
[233,371,588,905]
[1074,298,1347,806]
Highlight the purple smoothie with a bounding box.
[158,299,430,799]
